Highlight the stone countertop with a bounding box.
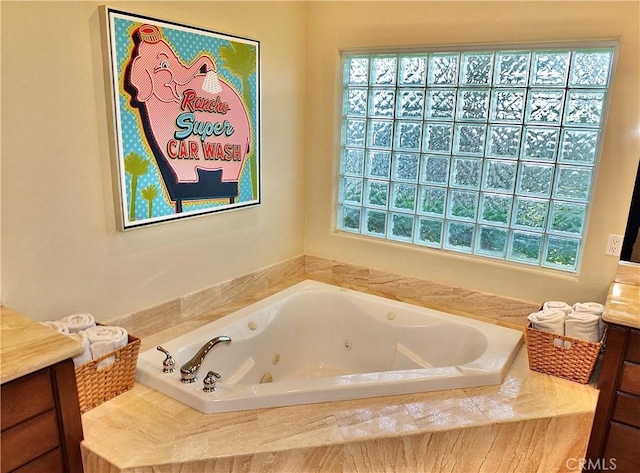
[603,281,640,329]
[614,261,640,287]
[80,280,599,473]
[1,307,83,384]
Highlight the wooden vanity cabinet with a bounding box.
[1,358,83,473]
[585,324,640,472]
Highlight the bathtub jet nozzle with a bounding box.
[180,335,231,383]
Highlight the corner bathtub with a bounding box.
[136,280,523,413]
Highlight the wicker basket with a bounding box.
[74,333,140,414]
[525,322,606,384]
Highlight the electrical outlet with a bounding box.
[606,234,623,256]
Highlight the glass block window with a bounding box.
[337,45,615,272]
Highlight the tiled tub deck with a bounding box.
[80,268,598,473]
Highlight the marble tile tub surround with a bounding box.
[81,333,598,473]
[81,257,596,472]
[303,255,541,330]
[106,255,306,339]
[106,254,541,341]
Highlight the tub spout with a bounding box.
[180,336,231,383]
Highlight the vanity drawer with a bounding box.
[625,329,640,364]
[0,368,55,431]
[619,361,640,395]
[613,391,640,429]
[12,448,65,473]
[603,421,640,472]
[0,409,60,473]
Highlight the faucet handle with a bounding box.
[156,346,176,373]
[203,371,221,392]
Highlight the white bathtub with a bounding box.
[136,280,523,413]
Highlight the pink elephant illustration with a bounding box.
[124,24,252,212]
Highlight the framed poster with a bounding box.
[103,8,260,229]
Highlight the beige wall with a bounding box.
[2,1,638,322]
[305,1,640,304]
[1,1,308,320]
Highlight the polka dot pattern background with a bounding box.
[110,14,259,225]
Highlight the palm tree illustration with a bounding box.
[141,185,158,219]
[124,152,150,221]
[219,42,258,199]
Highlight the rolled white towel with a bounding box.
[528,309,567,336]
[542,301,573,316]
[572,302,605,340]
[58,313,96,333]
[572,302,604,316]
[85,325,128,368]
[67,331,92,367]
[566,311,603,343]
[529,309,567,348]
[40,321,70,335]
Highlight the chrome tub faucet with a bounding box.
[180,335,231,383]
